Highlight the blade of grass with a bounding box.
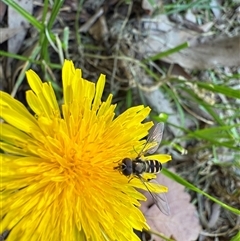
[196,82,240,99]
[47,0,64,30]
[144,42,188,62]
[126,89,133,108]
[164,0,214,14]
[230,231,240,241]
[0,50,38,61]
[188,125,239,138]
[185,136,239,150]
[11,44,41,97]
[0,50,62,69]
[162,168,240,215]
[40,0,64,73]
[181,87,227,126]
[162,83,186,127]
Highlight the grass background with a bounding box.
[0,0,239,240]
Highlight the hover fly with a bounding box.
[114,122,170,215]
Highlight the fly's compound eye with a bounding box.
[122,158,133,176]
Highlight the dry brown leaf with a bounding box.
[139,15,201,56]
[140,172,201,241]
[185,9,196,23]
[163,35,240,69]
[139,15,240,69]
[0,27,24,44]
[0,1,7,22]
[80,7,104,33]
[8,0,32,55]
[89,13,108,41]
[210,0,222,19]
[198,22,214,33]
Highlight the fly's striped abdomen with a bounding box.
[145,160,162,173]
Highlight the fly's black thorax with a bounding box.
[132,159,147,176]
[145,160,162,173]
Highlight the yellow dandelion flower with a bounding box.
[0,60,171,241]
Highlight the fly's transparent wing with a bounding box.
[146,122,164,155]
[150,190,170,216]
[140,177,170,216]
[148,179,170,216]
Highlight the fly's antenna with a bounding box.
[113,161,122,171]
